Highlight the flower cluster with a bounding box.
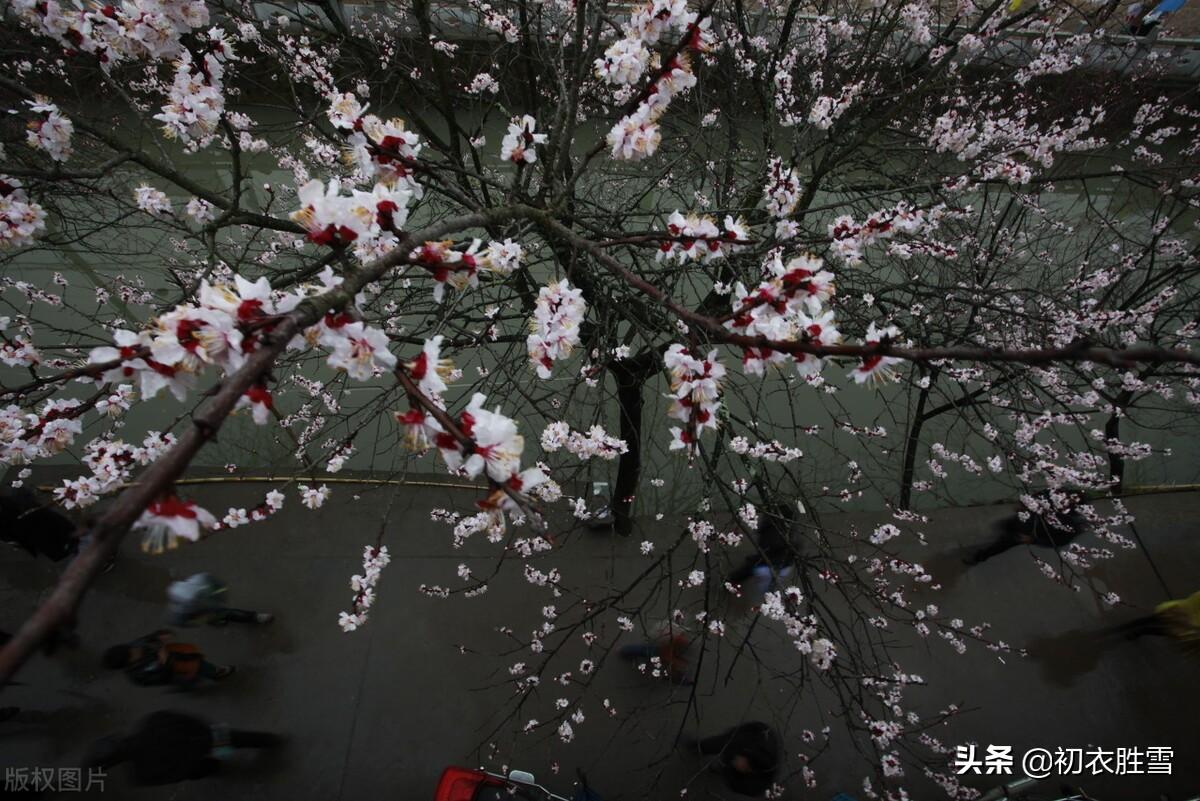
[726,252,839,378]
[216,488,286,530]
[471,0,518,42]
[1,399,89,467]
[25,98,73,162]
[527,279,586,378]
[12,0,207,67]
[134,495,217,554]
[500,115,547,164]
[0,177,47,248]
[594,37,652,86]
[436,394,526,481]
[155,29,235,147]
[808,82,863,131]
[327,94,425,197]
[134,185,173,217]
[828,203,929,266]
[401,393,548,521]
[601,0,711,160]
[53,432,175,509]
[321,319,396,381]
[14,0,233,151]
[339,545,391,632]
[299,483,332,509]
[758,589,837,670]
[540,421,628,461]
[763,158,801,219]
[85,275,322,411]
[655,211,748,263]
[728,436,804,462]
[291,178,413,252]
[664,345,725,452]
[928,105,1105,185]
[0,316,41,367]
[409,238,524,302]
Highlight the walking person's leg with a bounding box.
[697,728,736,757]
[197,660,236,680]
[228,729,284,749]
[618,642,660,661]
[210,607,274,625]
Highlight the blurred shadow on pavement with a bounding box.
[1025,628,1110,688]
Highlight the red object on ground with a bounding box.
[433,766,502,801]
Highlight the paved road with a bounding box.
[2,469,1198,800]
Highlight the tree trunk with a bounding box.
[899,374,933,510]
[1105,390,1135,495]
[611,366,645,537]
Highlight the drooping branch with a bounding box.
[518,205,1200,369]
[0,207,519,687]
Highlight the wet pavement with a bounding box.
[1,467,1198,800]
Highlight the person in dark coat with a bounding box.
[688,721,781,796]
[0,489,76,561]
[102,630,234,688]
[85,710,282,786]
[727,500,799,601]
[963,492,1089,566]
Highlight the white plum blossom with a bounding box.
[764,158,801,218]
[657,211,748,263]
[134,185,173,217]
[0,177,47,248]
[299,483,332,509]
[186,197,215,224]
[326,322,397,380]
[25,98,73,162]
[439,394,524,481]
[484,239,524,276]
[594,37,652,85]
[466,73,500,94]
[134,496,217,554]
[664,345,725,452]
[849,322,904,385]
[527,279,586,378]
[340,545,390,631]
[606,104,662,161]
[501,115,547,164]
[406,335,453,398]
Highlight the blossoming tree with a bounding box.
[1,0,1198,794]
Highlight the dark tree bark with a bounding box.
[608,353,659,536]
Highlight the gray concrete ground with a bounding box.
[1,468,1198,801]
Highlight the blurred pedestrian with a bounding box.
[85,710,283,786]
[167,573,273,626]
[963,492,1088,566]
[0,489,76,562]
[727,501,798,604]
[102,629,234,688]
[1125,1,1161,35]
[1116,590,1200,646]
[686,721,780,796]
[618,631,691,685]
